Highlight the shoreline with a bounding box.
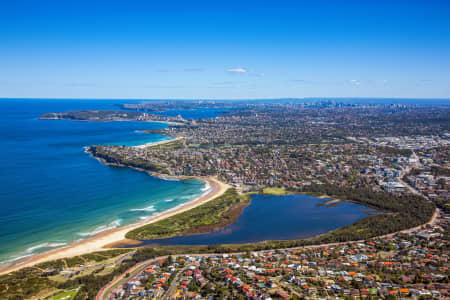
[0,177,228,275]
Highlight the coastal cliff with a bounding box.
[87,145,171,175]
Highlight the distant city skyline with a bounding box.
[1,0,450,99]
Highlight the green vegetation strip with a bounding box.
[126,188,250,240]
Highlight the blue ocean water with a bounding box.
[135,194,369,246]
[0,99,207,264]
[154,108,230,119]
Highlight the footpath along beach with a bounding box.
[0,138,230,275]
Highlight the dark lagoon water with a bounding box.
[0,99,219,264]
[133,194,369,246]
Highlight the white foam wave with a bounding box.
[5,253,33,263]
[201,182,211,192]
[26,242,67,253]
[78,219,122,237]
[4,242,67,264]
[130,205,156,212]
[165,194,197,202]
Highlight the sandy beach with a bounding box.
[0,177,229,275]
[133,136,184,149]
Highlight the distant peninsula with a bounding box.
[39,110,185,124]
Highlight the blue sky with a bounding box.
[1,0,450,99]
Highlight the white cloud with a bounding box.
[350,79,360,86]
[227,67,247,74]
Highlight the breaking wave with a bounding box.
[78,219,122,237]
[5,242,68,263]
[201,182,211,192]
[130,205,156,212]
[25,242,67,253]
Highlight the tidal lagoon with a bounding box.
[133,194,369,246]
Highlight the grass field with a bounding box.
[46,288,78,300]
[262,187,288,195]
